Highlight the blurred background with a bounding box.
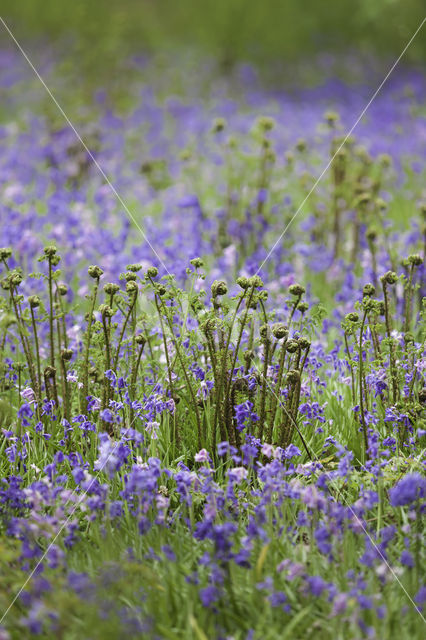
[1,0,425,80]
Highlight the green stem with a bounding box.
[113,293,137,371]
[30,306,42,401]
[358,309,369,458]
[382,281,398,404]
[81,277,100,409]
[47,258,55,369]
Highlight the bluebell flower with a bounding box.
[306,575,327,596]
[400,550,415,567]
[389,473,426,507]
[199,585,219,607]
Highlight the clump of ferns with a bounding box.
[342,267,425,460]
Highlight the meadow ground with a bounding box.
[0,42,425,639]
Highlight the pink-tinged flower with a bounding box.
[331,593,348,615]
[194,448,210,463]
[277,559,305,580]
[261,443,274,458]
[145,421,160,439]
[228,467,248,483]
[21,387,36,404]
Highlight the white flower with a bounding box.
[261,443,274,458]
[194,448,210,463]
[145,421,160,439]
[21,387,36,404]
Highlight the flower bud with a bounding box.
[324,110,339,125]
[0,248,12,261]
[287,369,300,385]
[366,228,377,241]
[190,257,204,269]
[295,138,306,153]
[298,337,311,350]
[258,290,268,301]
[211,280,228,297]
[248,275,263,289]
[236,276,249,290]
[9,271,22,287]
[363,283,375,297]
[381,271,398,285]
[127,263,142,272]
[377,302,386,316]
[259,324,271,340]
[356,192,371,206]
[28,295,41,308]
[44,366,56,379]
[272,323,288,339]
[286,339,299,353]
[179,149,192,161]
[43,245,57,258]
[124,271,137,282]
[126,281,138,295]
[408,254,423,267]
[135,334,146,345]
[256,116,275,132]
[289,284,305,296]
[88,265,103,279]
[98,304,114,318]
[61,349,73,361]
[375,198,387,211]
[379,153,392,168]
[147,267,158,278]
[104,282,120,296]
[201,318,216,335]
[57,283,68,296]
[212,117,226,133]
[297,301,309,313]
[345,312,359,323]
[362,297,375,311]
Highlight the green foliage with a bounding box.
[2,0,425,81]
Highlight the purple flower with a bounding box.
[109,500,124,519]
[17,403,34,426]
[72,467,85,484]
[306,575,327,597]
[234,401,259,432]
[161,545,176,562]
[331,592,348,615]
[68,572,93,598]
[400,550,415,568]
[20,387,36,404]
[283,444,301,459]
[199,585,219,607]
[389,473,426,507]
[217,441,235,457]
[100,408,114,423]
[415,586,426,608]
[357,594,373,610]
[94,433,129,477]
[194,448,210,463]
[268,591,287,607]
[315,525,332,555]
